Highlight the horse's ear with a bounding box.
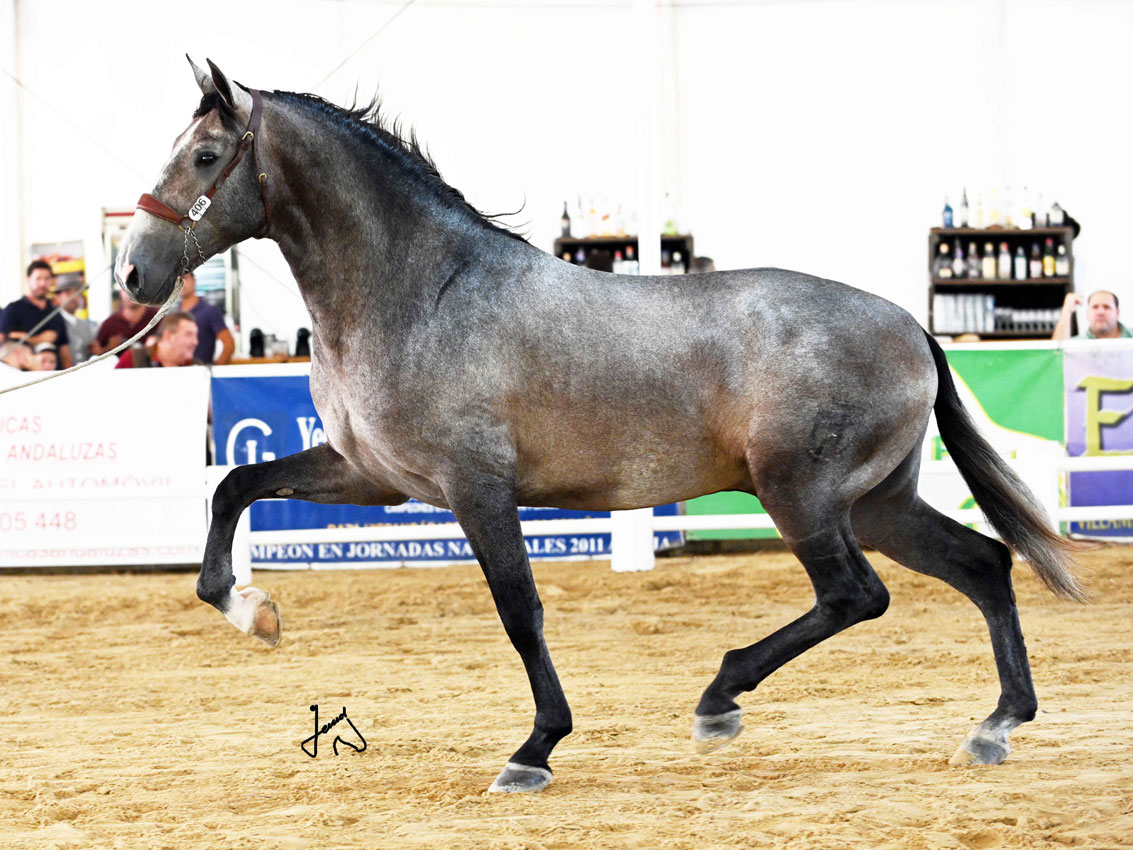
[187,55,214,95]
[205,58,253,122]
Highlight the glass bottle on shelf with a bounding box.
[574,196,588,238]
[560,201,571,238]
[951,241,966,279]
[967,241,981,279]
[1003,185,1014,227]
[1029,243,1043,279]
[981,242,997,279]
[974,193,985,228]
[1042,238,1056,277]
[988,188,1000,226]
[1013,246,1027,281]
[612,250,624,274]
[624,245,639,275]
[997,241,1012,280]
[672,251,686,274]
[936,242,953,279]
[1049,201,1065,227]
[942,197,953,228]
[1055,244,1071,276]
[574,246,586,264]
[1018,186,1033,231]
[958,189,969,227]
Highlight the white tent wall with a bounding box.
[2,0,1130,340]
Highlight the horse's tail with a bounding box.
[924,331,1087,602]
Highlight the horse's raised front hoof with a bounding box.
[692,708,743,754]
[488,762,553,793]
[949,735,1009,766]
[236,587,282,647]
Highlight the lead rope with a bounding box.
[0,277,185,397]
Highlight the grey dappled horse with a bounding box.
[114,59,1084,793]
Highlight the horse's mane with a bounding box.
[195,89,526,243]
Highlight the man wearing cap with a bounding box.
[0,260,74,368]
[51,276,97,363]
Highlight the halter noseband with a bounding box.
[136,87,273,237]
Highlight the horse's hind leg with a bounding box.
[693,495,890,753]
[201,443,406,646]
[852,488,1037,766]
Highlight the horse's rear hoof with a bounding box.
[949,736,1009,766]
[692,708,743,754]
[488,762,553,793]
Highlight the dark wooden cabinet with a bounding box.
[928,226,1074,339]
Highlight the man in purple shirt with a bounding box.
[179,272,235,364]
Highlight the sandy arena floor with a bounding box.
[0,544,1130,849]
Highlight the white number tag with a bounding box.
[188,195,211,222]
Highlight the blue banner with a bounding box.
[211,368,683,565]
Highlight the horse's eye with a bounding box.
[196,152,219,167]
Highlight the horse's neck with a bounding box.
[264,109,516,334]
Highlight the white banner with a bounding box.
[0,364,210,567]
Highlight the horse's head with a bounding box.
[114,57,268,305]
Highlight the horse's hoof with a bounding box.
[235,587,282,647]
[949,736,1009,766]
[692,708,743,754]
[488,762,553,793]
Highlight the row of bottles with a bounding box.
[934,238,1070,281]
[559,244,689,274]
[941,187,1066,230]
[933,293,1059,335]
[560,195,682,239]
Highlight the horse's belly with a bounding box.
[515,427,748,511]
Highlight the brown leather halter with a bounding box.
[136,87,273,237]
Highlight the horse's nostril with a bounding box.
[124,264,140,293]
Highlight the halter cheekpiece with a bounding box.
[136,87,273,237]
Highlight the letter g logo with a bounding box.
[225,418,276,465]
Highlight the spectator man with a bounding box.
[52,278,98,363]
[1052,291,1132,340]
[0,260,74,368]
[115,312,203,368]
[178,272,234,364]
[90,290,158,356]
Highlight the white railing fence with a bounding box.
[207,451,1133,587]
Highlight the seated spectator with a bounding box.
[1052,291,1132,340]
[115,312,203,368]
[52,278,98,363]
[91,291,159,356]
[178,272,235,364]
[0,340,41,372]
[34,342,58,371]
[0,260,74,368]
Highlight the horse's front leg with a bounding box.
[201,443,407,646]
[445,473,572,793]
